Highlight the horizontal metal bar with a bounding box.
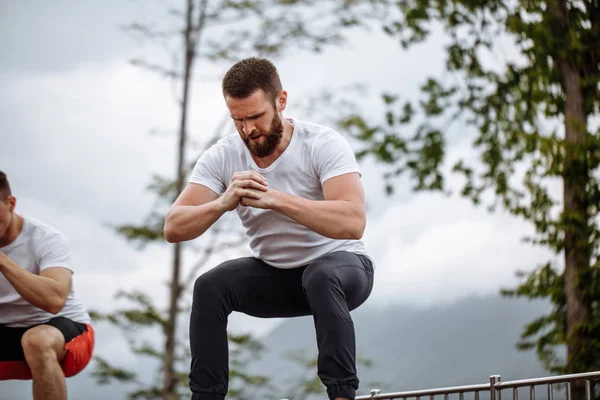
[355,371,600,400]
[495,371,600,389]
[356,384,491,399]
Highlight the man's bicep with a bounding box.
[40,267,72,296]
[172,182,220,208]
[322,172,365,205]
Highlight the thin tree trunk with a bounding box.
[551,9,592,400]
[561,58,591,400]
[164,0,195,398]
[548,2,592,400]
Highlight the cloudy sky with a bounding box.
[1,0,562,396]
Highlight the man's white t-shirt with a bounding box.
[0,215,91,327]
[189,118,371,269]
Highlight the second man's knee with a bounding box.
[21,328,62,367]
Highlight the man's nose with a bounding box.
[242,121,255,136]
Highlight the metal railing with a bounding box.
[353,371,600,400]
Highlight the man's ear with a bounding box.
[8,196,16,212]
[276,90,287,112]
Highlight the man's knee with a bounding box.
[192,261,236,306]
[194,269,224,298]
[21,326,65,368]
[302,264,342,307]
[302,260,339,291]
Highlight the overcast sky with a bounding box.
[1,1,563,397]
[0,0,561,322]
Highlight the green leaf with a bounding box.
[332,0,600,379]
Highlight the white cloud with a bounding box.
[362,190,560,308]
[1,1,552,337]
[1,53,233,223]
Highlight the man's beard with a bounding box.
[242,113,284,158]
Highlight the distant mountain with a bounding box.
[248,295,557,399]
[1,295,564,400]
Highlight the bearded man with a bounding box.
[164,57,374,400]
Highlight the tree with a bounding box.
[91,0,388,399]
[333,0,599,399]
[90,285,269,399]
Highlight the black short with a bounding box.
[0,316,87,361]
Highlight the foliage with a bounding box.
[91,291,269,399]
[334,0,600,390]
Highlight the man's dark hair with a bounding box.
[0,171,11,203]
[222,57,282,103]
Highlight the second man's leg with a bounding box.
[189,257,310,400]
[21,324,68,400]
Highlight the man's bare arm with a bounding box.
[0,252,71,314]
[241,172,366,240]
[164,171,268,243]
[164,183,224,243]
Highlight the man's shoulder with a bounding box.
[214,133,243,150]
[294,118,337,137]
[293,118,352,152]
[293,118,346,147]
[21,214,68,246]
[201,134,244,160]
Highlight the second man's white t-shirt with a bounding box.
[0,215,91,327]
[189,118,370,269]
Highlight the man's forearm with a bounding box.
[0,260,67,314]
[271,191,365,240]
[164,199,227,243]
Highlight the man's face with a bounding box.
[0,196,15,240]
[226,89,285,158]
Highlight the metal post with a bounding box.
[490,375,502,400]
[529,385,535,400]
